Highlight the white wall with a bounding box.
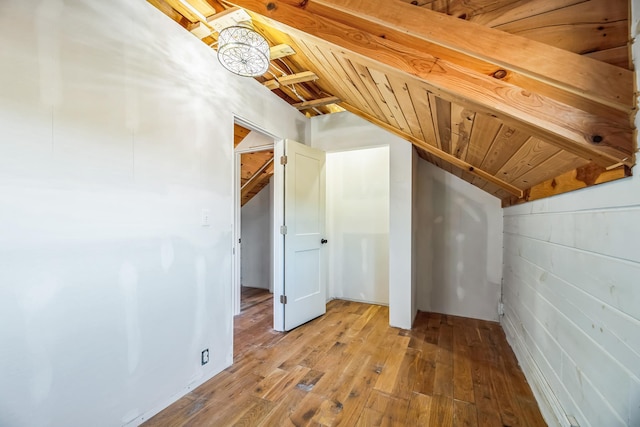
[241,181,272,290]
[415,159,503,321]
[411,148,419,321]
[326,146,389,304]
[501,5,640,425]
[0,2,306,426]
[311,112,415,329]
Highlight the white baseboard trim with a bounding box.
[501,311,569,427]
[122,366,226,427]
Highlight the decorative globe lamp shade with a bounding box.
[217,25,270,77]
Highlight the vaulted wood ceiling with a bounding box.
[150,0,636,206]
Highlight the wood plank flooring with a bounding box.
[143,290,547,426]
[240,286,272,312]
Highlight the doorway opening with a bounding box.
[232,119,276,318]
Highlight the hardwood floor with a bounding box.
[143,294,547,426]
[240,286,272,312]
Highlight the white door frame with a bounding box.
[231,116,281,319]
[272,139,285,330]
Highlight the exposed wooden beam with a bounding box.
[148,0,195,27]
[263,79,280,90]
[190,20,213,38]
[502,163,631,207]
[277,71,317,85]
[311,0,633,113]
[241,158,274,202]
[183,0,217,16]
[270,43,296,60]
[224,0,634,167]
[342,103,524,198]
[292,96,340,109]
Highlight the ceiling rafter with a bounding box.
[311,0,633,112]
[223,0,635,168]
[148,0,635,204]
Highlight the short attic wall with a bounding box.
[415,158,503,322]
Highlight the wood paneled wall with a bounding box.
[502,181,640,426]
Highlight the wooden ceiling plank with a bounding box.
[436,98,463,179]
[269,37,350,109]
[499,22,628,58]
[585,46,631,70]
[433,95,453,155]
[503,163,630,207]
[494,137,561,184]
[333,54,390,122]
[509,150,588,189]
[232,2,633,167]
[341,103,523,197]
[464,114,502,168]
[301,41,379,117]
[252,21,362,116]
[444,0,522,21]
[308,0,633,110]
[368,68,413,135]
[351,62,404,130]
[479,125,531,175]
[450,103,476,161]
[494,0,628,56]
[406,84,440,151]
[469,0,585,27]
[427,93,451,173]
[386,76,426,141]
[473,124,531,189]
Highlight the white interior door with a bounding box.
[283,139,327,331]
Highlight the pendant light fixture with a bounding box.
[217,22,270,77]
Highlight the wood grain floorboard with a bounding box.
[143,289,547,426]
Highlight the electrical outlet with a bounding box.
[201,209,210,227]
[201,349,209,365]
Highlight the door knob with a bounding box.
[321,239,328,244]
